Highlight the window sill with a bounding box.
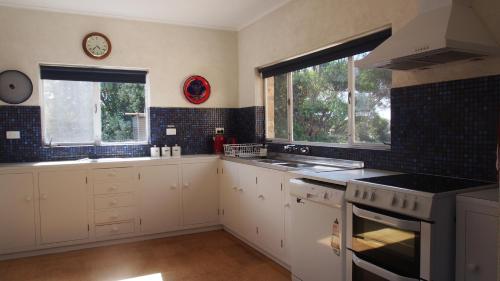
[43,142,149,148]
[266,139,391,151]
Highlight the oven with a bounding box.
[346,203,431,281]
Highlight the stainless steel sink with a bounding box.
[256,159,287,164]
[275,162,313,168]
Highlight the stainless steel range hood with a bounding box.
[356,0,500,70]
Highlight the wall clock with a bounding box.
[183,75,211,104]
[82,32,112,59]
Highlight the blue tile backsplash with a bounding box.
[1,75,499,182]
[268,75,500,181]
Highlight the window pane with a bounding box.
[354,52,392,144]
[292,58,349,143]
[100,82,146,143]
[42,80,95,144]
[265,74,288,139]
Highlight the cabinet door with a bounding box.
[465,211,498,281]
[220,161,240,231]
[255,167,284,259]
[182,161,219,225]
[139,165,180,234]
[282,173,295,265]
[0,173,36,252]
[238,164,258,243]
[39,170,89,244]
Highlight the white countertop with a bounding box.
[289,168,401,186]
[0,155,218,171]
[457,188,499,206]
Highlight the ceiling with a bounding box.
[0,0,291,30]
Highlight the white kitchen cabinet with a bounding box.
[255,167,285,261]
[0,173,36,253]
[220,161,241,231]
[456,189,499,281]
[237,164,258,243]
[139,164,181,234]
[39,170,89,244]
[181,161,219,226]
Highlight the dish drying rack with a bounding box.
[223,143,262,158]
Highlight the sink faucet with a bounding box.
[283,144,311,155]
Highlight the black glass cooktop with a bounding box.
[356,173,493,193]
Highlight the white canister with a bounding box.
[172,144,181,158]
[161,146,171,158]
[150,145,160,158]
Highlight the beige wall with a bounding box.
[238,0,500,107]
[0,6,238,108]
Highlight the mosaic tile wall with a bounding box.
[268,75,500,181]
[0,105,264,162]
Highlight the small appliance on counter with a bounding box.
[161,146,171,158]
[213,133,225,154]
[172,144,181,158]
[150,145,160,158]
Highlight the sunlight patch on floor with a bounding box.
[117,273,163,281]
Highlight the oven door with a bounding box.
[347,204,422,280]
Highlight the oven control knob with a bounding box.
[391,194,398,206]
[401,198,407,208]
[354,189,360,198]
[362,190,368,199]
[369,191,376,201]
[412,200,418,211]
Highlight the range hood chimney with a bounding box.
[356,0,500,70]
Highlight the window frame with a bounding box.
[39,65,150,147]
[264,47,391,151]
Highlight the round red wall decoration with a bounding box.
[183,75,211,104]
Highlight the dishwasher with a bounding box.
[289,178,346,281]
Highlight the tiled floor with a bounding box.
[0,230,291,281]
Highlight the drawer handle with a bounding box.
[109,185,118,191]
[107,172,117,177]
[109,199,118,206]
[111,226,119,232]
[110,214,119,219]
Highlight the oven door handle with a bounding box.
[352,252,420,281]
[352,205,420,232]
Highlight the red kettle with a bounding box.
[213,134,225,154]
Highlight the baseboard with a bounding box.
[223,226,291,271]
[0,225,223,261]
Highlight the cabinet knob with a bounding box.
[232,186,238,191]
[41,193,48,200]
[25,196,32,202]
[183,183,190,189]
[109,185,118,191]
[238,188,244,192]
[258,194,265,200]
[284,203,290,208]
[110,214,119,219]
[110,199,117,205]
[170,185,177,190]
[111,226,119,232]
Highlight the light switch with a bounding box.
[6,131,21,139]
[215,128,224,134]
[166,128,177,136]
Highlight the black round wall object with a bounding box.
[0,70,33,104]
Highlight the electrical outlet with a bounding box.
[6,131,20,139]
[215,128,224,134]
[166,127,177,136]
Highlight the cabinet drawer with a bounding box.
[92,168,136,183]
[95,207,136,224]
[94,193,135,210]
[95,222,135,237]
[94,181,136,195]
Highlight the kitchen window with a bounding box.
[261,29,392,147]
[40,66,148,146]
